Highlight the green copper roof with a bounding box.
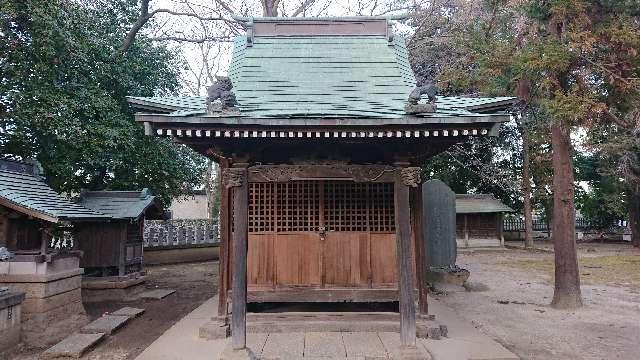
[0,162,108,222]
[127,31,516,120]
[227,35,415,118]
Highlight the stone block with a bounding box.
[3,274,82,299]
[21,288,81,314]
[80,315,130,335]
[41,332,105,359]
[111,306,145,319]
[139,289,175,299]
[0,303,21,332]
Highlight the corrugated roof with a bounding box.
[0,169,108,222]
[456,194,514,214]
[77,189,158,220]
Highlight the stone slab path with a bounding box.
[41,333,106,359]
[136,297,519,360]
[81,314,131,335]
[43,307,146,359]
[112,306,146,318]
[140,289,176,299]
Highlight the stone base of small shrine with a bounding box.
[81,271,146,302]
[0,290,25,353]
[0,253,88,347]
[200,312,447,341]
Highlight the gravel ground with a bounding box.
[435,243,640,360]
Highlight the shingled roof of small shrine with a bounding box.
[456,194,514,214]
[0,160,108,222]
[77,189,159,220]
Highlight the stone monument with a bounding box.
[422,179,469,286]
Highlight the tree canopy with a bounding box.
[0,0,207,205]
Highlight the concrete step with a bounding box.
[40,332,105,359]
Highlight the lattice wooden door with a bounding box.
[247,181,397,289]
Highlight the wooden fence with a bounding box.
[143,219,219,249]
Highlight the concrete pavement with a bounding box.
[135,297,519,360]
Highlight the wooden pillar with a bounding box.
[218,160,231,316]
[498,213,505,246]
[410,186,428,315]
[394,167,420,348]
[225,165,249,350]
[464,214,470,248]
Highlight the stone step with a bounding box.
[111,306,145,319]
[139,289,176,299]
[40,332,105,359]
[200,318,446,340]
[80,315,131,335]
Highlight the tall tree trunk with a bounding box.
[627,186,640,248]
[550,121,582,309]
[521,121,534,249]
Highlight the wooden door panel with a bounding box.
[370,232,397,287]
[274,233,322,286]
[323,232,370,287]
[248,233,275,287]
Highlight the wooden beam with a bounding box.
[248,164,398,183]
[226,166,249,350]
[394,167,420,348]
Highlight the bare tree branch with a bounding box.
[291,0,317,17]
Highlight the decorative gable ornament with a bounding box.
[206,76,239,115]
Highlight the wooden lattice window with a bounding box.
[248,181,395,233]
[368,182,395,232]
[275,182,321,232]
[249,182,276,232]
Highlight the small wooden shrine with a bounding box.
[0,159,108,346]
[128,16,514,358]
[456,194,514,248]
[75,189,163,278]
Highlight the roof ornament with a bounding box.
[206,75,239,115]
[405,77,438,114]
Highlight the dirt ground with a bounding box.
[437,242,640,360]
[9,243,640,360]
[10,261,218,360]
